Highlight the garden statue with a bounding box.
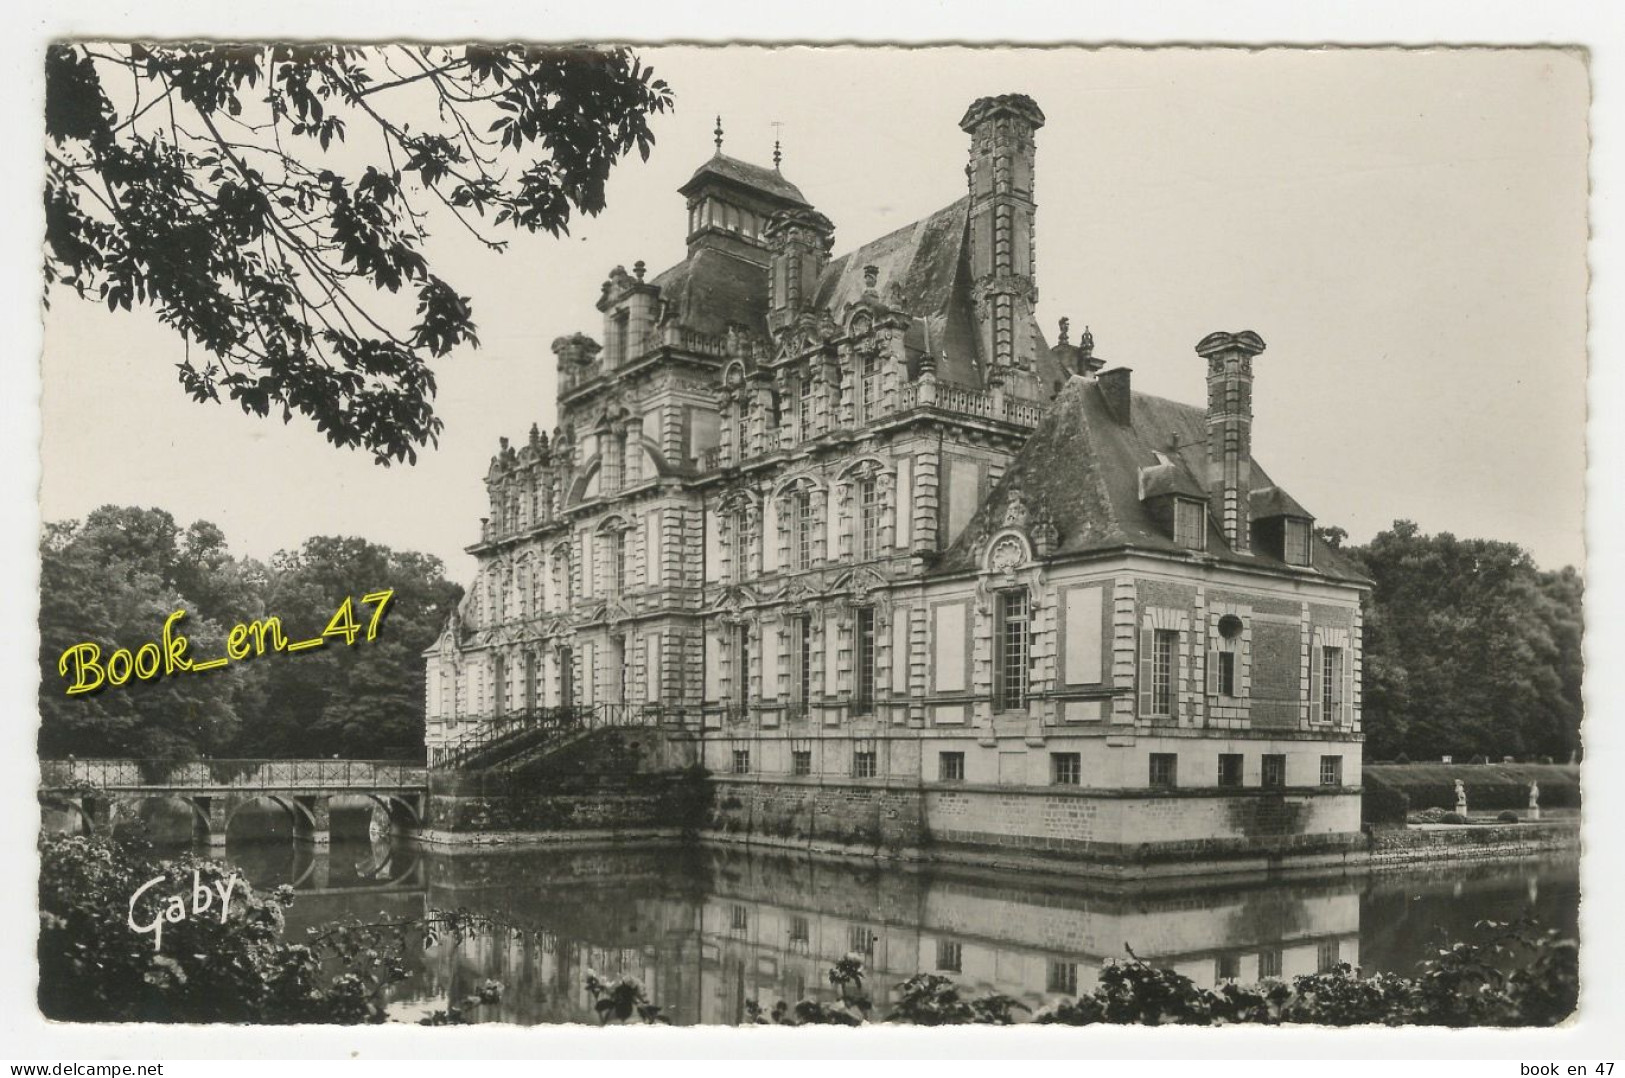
[1529,780,1541,821]
[1454,779,1468,816]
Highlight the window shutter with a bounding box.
[1309,643,1323,725]
[1208,648,1221,696]
[1138,627,1154,717]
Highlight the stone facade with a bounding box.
[425,93,1371,865]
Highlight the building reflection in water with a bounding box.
[150,819,1576,1028]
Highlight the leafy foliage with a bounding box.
[583,971,667,1025]
[39,506,460,760]
[1342,521,1583,763]
[45,44,672,464]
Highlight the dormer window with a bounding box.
[1284,518,1312,566]
[1174,498,1207,551]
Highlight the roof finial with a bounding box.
[1058,317,1070,346]
[714,115,724,154]
[1079,324,1094,360]
[771,120,784,170]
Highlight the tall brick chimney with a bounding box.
[1196,331,1266,553]
[961,94,1045,397]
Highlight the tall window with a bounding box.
[792,489,815,570]
[798,370,815,438]
[732,509,756,581]
[1216,651,1236,697]
[608,309,630,367]
[1218,753,1244,787]
[1321,645,1345,723]
[857,476,881,560]
[524,651,538,713]
[791,749,812,776]
[853,748,877,778]
[733,624,751,708]
[994,589,1030,712]
[491,654,506,718]
[557,646,574,709]
[859,348,880,423]
[1174,498,1206,549]
[607,530,627,596]
[612,634,628,705]
[1152,629,1178,716]
[602,432,624,493]
[794,615,813,705]
[732,748,750,774]
[1284,518,1312,566]
[854,606,876,715]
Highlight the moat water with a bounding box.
[183,806,1581,1026]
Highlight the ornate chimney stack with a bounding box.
[961,94,1045,394]
[1196,330,1267,553]
[764,207,835,336]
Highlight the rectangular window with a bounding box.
[1152,629,1178,715]
[607,531,626,596]
[732,749,750,775]
[798,371,815,439]
[1258,948,1283,980]
[1216,954,1241,983]
[558,645,574,709]
[994,589,1031,712]
[1320,755,1343,787]
[1047,961,1079,996]
[858,477,881,561]
[730,905,749,931]
[939,751,965,782]
[1317,940,1342,973]
[1218,753,1244,788]
[1285,518,1312,566]
[1262,754,1287,788]
[523,651,538,713]
[789,915,810,946]
[1217,651,1236,697]
[849,926,875,956]
[1052,753,1082,786]
[854,606,876,714]
[1321,646,1344,723]
[1150,752,1178,789]
[491,654,506,718]
[792,749,812,776]
[795,615,812,705]
[859,349,880,423]
[733,625,751,709]
[853,749,877,779]
[1174,498,1206,549]
[936,940,963,973]
[793,490,815,570]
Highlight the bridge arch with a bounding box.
[225,793,321,843]
[39,796,94,837]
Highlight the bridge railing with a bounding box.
[39,758,428,791]
[428,702,697,770]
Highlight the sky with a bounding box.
[39,45,1591,582]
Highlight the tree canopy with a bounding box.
[1345,521,1583,763]
[38,506,460,760]
[44,43,672,464]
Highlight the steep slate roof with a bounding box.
[679,153,810,207]
[932,375,1370,584]
[650,247,771,339]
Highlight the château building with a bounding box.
[424,94,1370,868]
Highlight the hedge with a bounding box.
[1362,763,1580,813]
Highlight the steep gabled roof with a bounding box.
[932,375,1369,584]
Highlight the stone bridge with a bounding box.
[39,758,427,849]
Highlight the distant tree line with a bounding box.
[38,505,461,761]
[1321,520,1583,764]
